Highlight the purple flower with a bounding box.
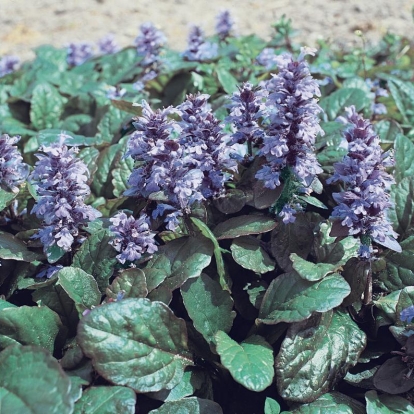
[182,26,218,62]
[255,47,323,219]
[106,86,126,100]
[226,82,267,146]
[97,33,119,54]
[109,211,158,263]
[66,42,94,66]
[132,70,158,92]
[256,48,278,70]
[0,134,29,193]
[134,22,166,67]
[328,106,401,258]
[0,55,20,77]
[401,306,414,324]
[177,93,236,199]
[29,134,101,254]
[215,10,235,41]
[365,78,388,115]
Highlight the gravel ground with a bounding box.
[0,0,413,62]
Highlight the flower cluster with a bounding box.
[215,10,234,41]
[328,106,400,259]
[182,26,218,62]
[97,33,119,55]
[125,95,234,229]
[66,42,94,66]
[30,135,101,254]
[0,55,20,77]
[226,82,267,146]
[0,134,29,193]
[109,212,157,264]
[255,47,323,221]
[401,306,414,324]
[134,22,166,67]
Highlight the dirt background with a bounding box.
[1,0,413,62]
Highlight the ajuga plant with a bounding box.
[0,55,20,77]
[29,135,101,255]
[66,42,94,66]
[1,13,414,414]
[215,10,235,41]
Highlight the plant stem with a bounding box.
[363,262,372,305]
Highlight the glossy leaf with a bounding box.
[58,267,101,314]
[215,331,274,392]
[106,268,148,300]
[373,356,414,394]
[258,272,351,325]
[213,215,277,240]
[290,253,340,281]
[0,346,75,414]
[394,134,414,183]
[0,305,62,352]
[148,397,223,414]
[181,274,236,347]
[264,398,281,414]
[231,236,275,274]
[73,386,136,414]
[72,228,118,292]
[78,298,193,392]
[365,390,414,414]
[275,311,366,402]
[0,230,43,262]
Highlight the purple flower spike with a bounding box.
[109,212,158,264]
[226,82,267,146]
[67,42,94,66]
[30,134,101,254]
[0,134,29,193]
[255,47,323,221]
[134,22,166,67]
[182,26,218,62]
[215,10,235,41]
[328,106,401,259]
[256,48,278,70]
[97,33,119,54]
[0,55,20,77]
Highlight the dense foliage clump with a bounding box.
[1,11,414,414]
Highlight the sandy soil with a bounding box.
[1,0,413,62]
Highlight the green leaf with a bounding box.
[365,390,414,414]
[215,332,274,392]
[264,398,281,414]
[0,188,17,211]
[0,345,75,414]
[0,230,44,262]
[313,222,359,265]
[290,253,341,281]
[91,144,123,197]
[73,386,136,414]
[216,65,238,94]
[148,397,223,414]
[231,236,275,274]
[258,272,351,325]
[30,83,66,129]
[394,134,414,183]
[78,298,193,392]
[190,217,230,291]
[78,147,100,180]
[72,228,118,292]
[61,114,93,132]
[32,284,78,334]
[97,106,125,144]
[297,195,327,210]
[388,177,414,237]
[285,392,365,414]
[375,119,402,144]
[377,236,414,291]
[112,156,134,198]
[213,189,247,214]
[271,213,314,271]
[275,311,366,402]
[0,305,62,352]
[106,268,148,300]
[57,267,101,314]
[213,215,277,240]
[144,234,213,292]
[319,88,371,120]
[181,274,236,347]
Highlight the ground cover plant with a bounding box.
[1,12,414,413]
